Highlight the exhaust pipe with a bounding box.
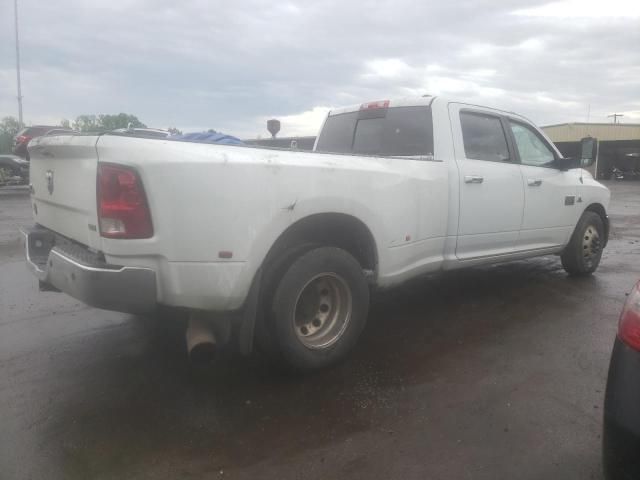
[186,312,217,362]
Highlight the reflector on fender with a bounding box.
[97,163,153,239]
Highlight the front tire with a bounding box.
[270,247,369,371]
[561,211,605,276]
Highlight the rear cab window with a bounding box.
[315,105,434,157]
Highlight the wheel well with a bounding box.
[263,213,378,277]
[584,203,609,245]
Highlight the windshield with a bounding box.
[315,106,433,157]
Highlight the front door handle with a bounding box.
[527,179,543,187]
[464,175,484,184]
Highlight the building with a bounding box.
[542,122,640,179]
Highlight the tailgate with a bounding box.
[28,135,102,250]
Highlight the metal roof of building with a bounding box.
[541,122,640,142]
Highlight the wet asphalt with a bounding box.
[1,182,639,480]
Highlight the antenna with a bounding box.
[608,113,624,124]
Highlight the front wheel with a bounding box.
[561,211,605,276]
[270,247,370,371]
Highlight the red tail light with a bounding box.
[97,163,153,239]
[16,135,31,144]
[618,282,640,351]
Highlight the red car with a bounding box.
[13,126,71,160]
[603,281,640,479]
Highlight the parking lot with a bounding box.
[0,182,638,480]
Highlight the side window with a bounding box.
[460,112,510,162]
[509,121,556,167]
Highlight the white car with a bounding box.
[24,96,610,370]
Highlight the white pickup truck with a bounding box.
[24,96,610,370]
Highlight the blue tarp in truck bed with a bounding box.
[171,131,244,145]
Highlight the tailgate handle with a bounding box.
[527,179,543,187]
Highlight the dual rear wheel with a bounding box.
[263,247,370,371]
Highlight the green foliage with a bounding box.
[0,117,21,136]
[73,115,98,132]
[73,113,147,132]
[168,127,182,135]
[0,114,147,153]
[0,116,21,154]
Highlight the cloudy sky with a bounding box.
[0,0,638,138]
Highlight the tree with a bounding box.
[98,113,146,131]
[0,117,21,137]
[73,115,99,132]
[0,116,21,154]
[168,127,182,136]
[60,119,71,129]
[73,113,147,132]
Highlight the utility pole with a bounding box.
[608,113,624,124]
[14,0,23,127]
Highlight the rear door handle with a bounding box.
[527,179,543,187]
[464,175,484,184]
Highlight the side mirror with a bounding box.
[580,137,597,167]
[556,156,581,171]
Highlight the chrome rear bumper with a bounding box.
[22,226,156,314]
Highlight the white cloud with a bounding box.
[514,0,640,18]
[616,110,640,121]
[0,0,638,135]
[256,106,330,138]
[517,38,544,51]
[363,59,412,79]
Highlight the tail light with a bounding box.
[360,100,390,110]
[618,282,640,351]
[97,163,153,239]
[16,135,31,144]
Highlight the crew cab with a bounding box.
[23,96,610,370]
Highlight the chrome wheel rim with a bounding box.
[293,273,352,349]
[582,224,601,268]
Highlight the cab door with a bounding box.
[448,104,525,260]
[506,119,579,250]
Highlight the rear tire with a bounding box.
[254,243,318,358]
[270,247,369,371]
[561,211,604,276]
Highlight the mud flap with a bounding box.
[235,267,263,355]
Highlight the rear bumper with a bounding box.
[22,226,156,314]
[603,338,640,480]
